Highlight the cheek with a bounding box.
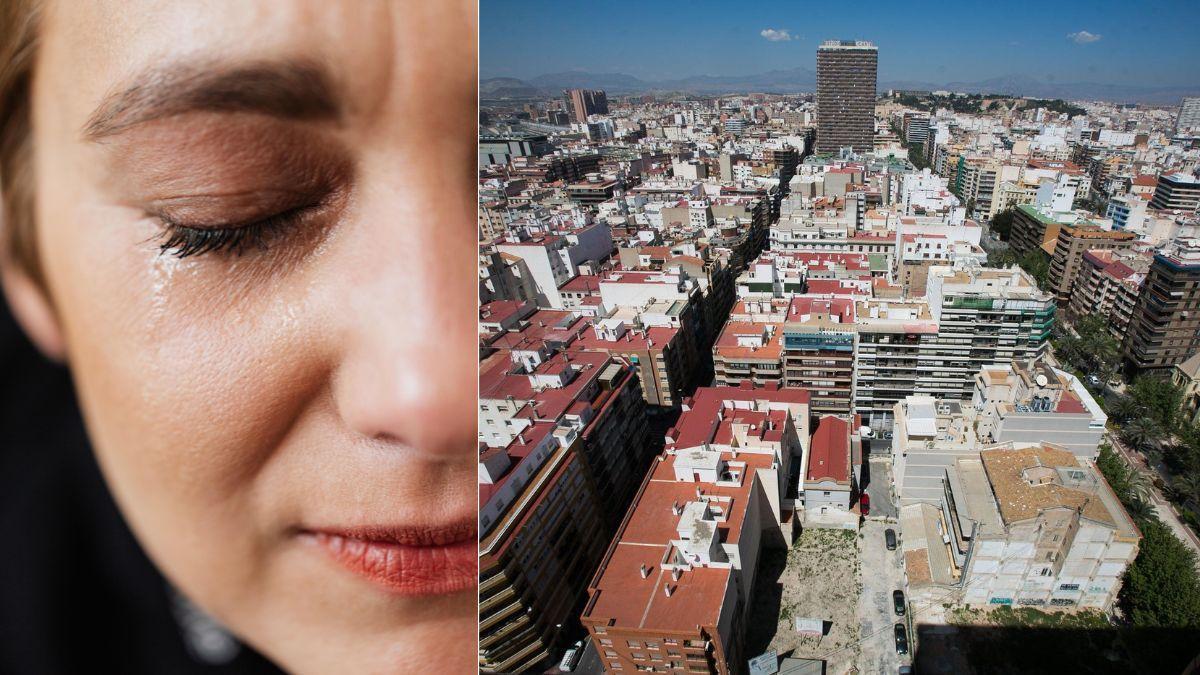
[40,197,327,559]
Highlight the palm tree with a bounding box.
[1173,473,1200,508]
[1124,497,1155,522]
[1127,470,1153,504]
[1122,417,1161,453]
[1107,396,1140,423]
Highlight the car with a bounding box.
[860,492,871,516]
[559,640,583,672]
[1087,374,1102,387]
[894,623,909,655]
[885,528,897,550]
[899,666,914,675]
[893,589,906,616]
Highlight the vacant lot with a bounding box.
[745,528,861,674]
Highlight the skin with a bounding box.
[5,1,478,673]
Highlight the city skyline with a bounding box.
[482,0,1200,100]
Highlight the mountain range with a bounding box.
[481,69,1200,105]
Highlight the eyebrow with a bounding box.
[82,59,341,140]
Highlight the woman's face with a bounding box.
[27,1,477,672]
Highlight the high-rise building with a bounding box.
[1045,224,1137,306]
[1123,239,1200,373]
[563,88,609,123]
[1176,97,1200,135]
[1149,172,1200,213]
[815,40,878,154]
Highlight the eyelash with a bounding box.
[155,205,313,259]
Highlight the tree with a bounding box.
[1017,250,1050,291]
[1125,497,1156,522]
[1122,417,1163,453]
[990,208,1015,241]
[1128,469,1154,504]
[1108,395,1141,424]
[1121,517,1200,629]
[1128,376,1185,431]
[1097,444,1133,501]
[1173,472,1200,507]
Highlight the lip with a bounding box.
[302,521,477,596]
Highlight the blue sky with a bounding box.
[481,0,1200,86]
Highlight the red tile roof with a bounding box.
[808,416,850,483]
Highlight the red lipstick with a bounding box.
[305,522,477,595]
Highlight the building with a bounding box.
[580,386,811,675]
[564,88,609,123]
[1009,203,1067,259]
[712,321,785,388]
[805,415,862,519]
[924,261,1056,401]
[972,359,1107,459]
[1045,224,1137,306]
[1124,239,1200,373]
[1177,97,1200,135]
[853,299,939,425]
[1149,173,1200,213]
[815,40,878,154]
[1067,249,1150,330]
[1173,352,1200,426]
[781,296,857,416]
[903,112,930,145]
[919,443,1140,611]
[478,349,651,673]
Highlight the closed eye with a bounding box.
[155,203,319,259]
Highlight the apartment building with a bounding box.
[972,359,1107,459]
[781,297,857,416]
[497,225,615,308]
[815,40,878,154]
[1067,249,1150,329]
[854,299,939,424]
[1046,224,1137,306]
[1124,239,1200,373]
[478,350,650,673]
[1149,172,1200,213]
[1173,352,1200,426]
[935,444,1140,611]
[712,321,784,388]
[1009,203,1069,259]
[580,386,811,675]
[924,262,1056,401]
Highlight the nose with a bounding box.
[328,161,476,460]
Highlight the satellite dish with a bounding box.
[1035,374,1049,387]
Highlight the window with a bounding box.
[626,641,642,648]
[600,639,613,647]
[605,650,618,658]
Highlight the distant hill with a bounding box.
[482,69,1199,105]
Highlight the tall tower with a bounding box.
[815,40,878,154]
[562,88,609,124]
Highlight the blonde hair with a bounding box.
[0,0,42,286]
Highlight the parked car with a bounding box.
[894,623,909,654]
[893,589,906,616]
[1087,374,1102,387]
[885,528,897,550]
[860,492,871,516]
[899,666,914,674]
[559,640,583,672]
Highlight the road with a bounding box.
[1109,433,1200,569]
[856,518,911,674]
[864,456,899,520]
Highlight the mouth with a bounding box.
[300,520,477,596]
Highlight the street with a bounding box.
[856,519,911,673]
[864,456,899,520]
